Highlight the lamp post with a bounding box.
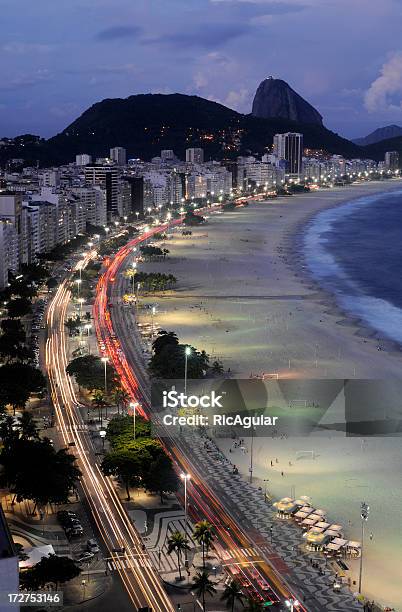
[180,473,191,561]
[130,401,138,440]
[131,262,137,295]
[75,278,82,302]
[85,323,91,353]
[184,346,191,395]
[263,479,269,502]
[151,305,156,340]
[285,598,299,611]
[359,501,370,593]
[101,357,108,396]
[136,282,141,306]
[99,430,106,452]
[81,579,86,601]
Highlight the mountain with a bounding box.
[0,93,362,166]
[363,135,402,163]
[252,77,323,126]
[353,125,402,146]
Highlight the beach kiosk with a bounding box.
[273,498,298,519]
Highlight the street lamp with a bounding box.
[99,430,106,451]
[85,323,91,353]
[285,598,299,611]
[180,473,191,559]
[151,305,156,340]
[75,278,82,301]
[359,501,370,593]
[184,346,191,395]
[131,261,137,294]
[81,579,86,601]
[130,401,139,440]
[101,357,108,396]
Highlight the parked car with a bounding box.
[76,552,94,564]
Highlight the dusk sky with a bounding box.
[2,0,402,139]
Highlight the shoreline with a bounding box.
[134,180,402,609]
[288,185,402,357]
[139,178,402,380]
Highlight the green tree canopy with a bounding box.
[66,355,116,391]
[20,554,81,590]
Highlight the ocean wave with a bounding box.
[304,188,402,343]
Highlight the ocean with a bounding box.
[304,187,402,345]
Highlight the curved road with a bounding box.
[45,254,175,612]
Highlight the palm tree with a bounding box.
[152,330,179,355]
[192,570,217,612]
[91,389,106,424]
[243,598,263,612]
[220,580,244,612]
[193,520,214,568]
[166,531,190,581]
[111,386,130,415]
[18,412,39,440]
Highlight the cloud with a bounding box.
[0,70,52,92]
[210,0,307,13]
[364,52,402,112]
[144,23,250,49]
[96,25,141,41]
[223,88,251,110]
[2,42,53,54]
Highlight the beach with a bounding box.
[136,179,402,609]
[140,180,402,379]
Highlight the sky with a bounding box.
[2,0,402,140]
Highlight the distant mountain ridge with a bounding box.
[0,92,363,166]
[353,125,402,146]
[252,78,323,126]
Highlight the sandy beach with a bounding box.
[136,179,402,609]
[141,179,402,379]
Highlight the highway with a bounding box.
[92,220,313,610]
[45,253,175,612]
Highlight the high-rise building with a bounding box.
[110,147,127,166]
[84,166,119,221]
[273,132,303,176]
[0,221,19,289]
[76,154,92,166]
[186,148,204,164]
[0,192,22,267]
[384,151,399,171]
[161,150,175,162]
[122,177,146,217]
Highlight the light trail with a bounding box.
[45,255,175,611]
[92,215,312,610]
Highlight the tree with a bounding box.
[65,316,81,336]
[20,554,81,590]
[211,360,224,376]
[152,330,179,355]
[220,581,244,612]
[193,521,214,568]
[183,211,205,226]
[7,297,32,319]
[167,531,190,580]
[66,355,116,392]
[17,412,39,440]
[14,542,29,562]
[105,414,151,447]
[142,453,179,503]
[91,389,107,423]
[149,341,209,379]
[101,448,145,501]
[111,386,130,415]
[0,438,81,511]
[46,277,58,291]
[0,363,46,414]
[192,570,217,611]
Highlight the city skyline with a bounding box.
[2,0,402,139]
